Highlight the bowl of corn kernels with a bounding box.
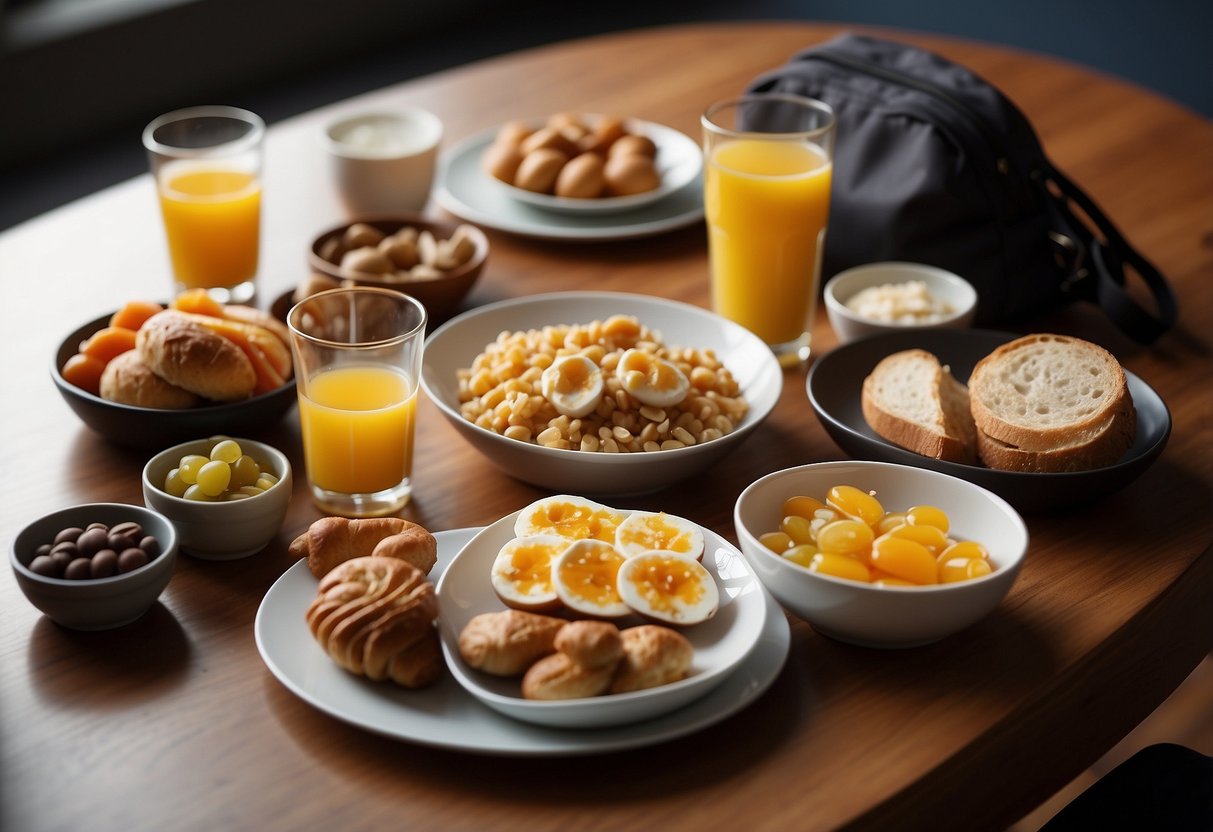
[733,460,1027,648]
[141,436,292,560]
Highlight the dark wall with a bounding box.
[1,0,1207,230]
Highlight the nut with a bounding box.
[342,222,385,249]
[340,246,395,275]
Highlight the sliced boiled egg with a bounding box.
[551,539,631,618]
[541,354,604,418]
[514,494,625,544]
[616,550,719,626]
[490,534,568,613]
[615,348,690,408]
[614,510,705,561]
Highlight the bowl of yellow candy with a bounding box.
[733,460,1027,648]
[142,436,292,560]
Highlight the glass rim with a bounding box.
[287,286,428,350]
[701,93,836,141]
[142,105,266,158]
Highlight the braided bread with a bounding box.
[306,556,442,688]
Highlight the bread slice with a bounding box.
[861,349,977,464]
[976,405,1136,472]
[968,334,1129,452]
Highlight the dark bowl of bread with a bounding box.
[808,329,1171,511]
[306,214,488,327]
[53,295,297,449]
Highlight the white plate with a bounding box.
[436,128,705,240]
[437,511,768,728]
[254,528,790,756]
[420,292,783,497]
[485,117,702,215]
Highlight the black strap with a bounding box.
[1044,159,1178,344]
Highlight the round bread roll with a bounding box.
[99,349,201,409]
[137,310,256,401]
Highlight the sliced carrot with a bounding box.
[109,300,164,331]
[171,289,225,319]
[79,326,138,363]
[62,353,107,396]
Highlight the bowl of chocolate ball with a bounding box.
[11,503,178,630]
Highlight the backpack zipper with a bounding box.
[805,49,1012,175]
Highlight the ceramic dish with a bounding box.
[823,262,977,343]
[807,329,1171,512]
[437,129,704,240]
[436,510,768,729]
[52,310,297,450]
[420,291,783,496]
[255,528,790,756]
[486,117,702,215]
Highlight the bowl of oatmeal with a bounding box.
[823,262,977,344]
[419,291,782,496]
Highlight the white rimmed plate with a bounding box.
[420,291,783,497]
[436,130,704,240]
[484,117,702,215]
[436,511,768,728]
[254,528,790,756]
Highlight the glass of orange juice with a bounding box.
[287,287,427,517]
[143,106,266,304]
[702,94,836,366]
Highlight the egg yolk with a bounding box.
[534,502,620,543]
[556,547,624,605]
[618,514,695,554]
[626,555,705,613]
[501,542,556,595]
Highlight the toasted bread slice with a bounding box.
[976,404,1136,472]
[968,334,1129,452]
[861,349,977,464]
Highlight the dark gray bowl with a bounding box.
[53,310,297,449]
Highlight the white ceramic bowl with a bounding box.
[436,508,768,728]
[142,437,292,560]
[323,108,443,214]
[421,291,782,497]
[823,262,977,344]
[734,460,1027,648]
[11,503,178,630]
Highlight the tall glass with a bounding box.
[287,287,427,517]
[702,94,835,366]
[143,106,265,304]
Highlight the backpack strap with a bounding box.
[1043,160,1178,344]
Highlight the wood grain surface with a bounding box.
[2,22,1210,832]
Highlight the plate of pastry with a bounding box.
[255,526,789,756]
[436,496,771,729]
[807,329,1171,512]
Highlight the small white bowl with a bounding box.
[436,508,768,728]
[142,437,292,560]
[823,262,977,344]
[324,108,443,214]
[734,460,1027,648]
[420,291,782,497]
[11,503,178,630]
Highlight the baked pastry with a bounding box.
[457,610,565,676]
[136,310,256,401]
[305,556,441,688]
[609,625,693,694]
[968,333,1134,455]
[290,516,438,578]
[521,651,617,700]
[99,349,201,409]
[554,620,624,669]
[861,349,977,464]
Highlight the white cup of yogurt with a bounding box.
[324,108,443,214]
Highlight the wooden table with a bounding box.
[2,22,1210,832]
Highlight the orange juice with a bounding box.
[298,365,415,495]
[705,139,831,346]
[158,167,261,290]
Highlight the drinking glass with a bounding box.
[143,106,265,304]
[702,94,836,366]
[287,287,427,517]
